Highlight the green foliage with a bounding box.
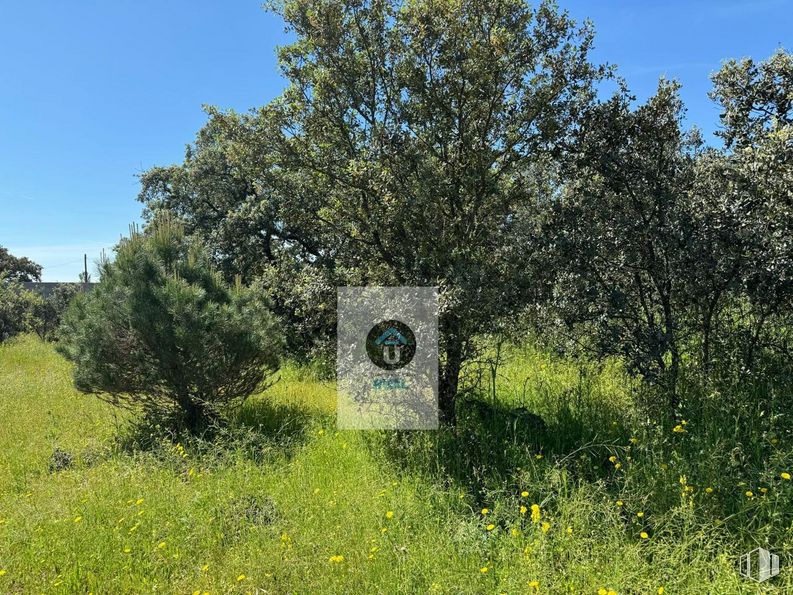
[0,279,44,342]
[139,0,607,421]
[0,245,42,282]
[56,217,282,434]
[33,284,81,341]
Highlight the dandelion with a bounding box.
[481,508,489,515]
[608,455,617,463]
[328,555,344,563]
[73,516,82,523]
[616,500,624,507]
[760,487,768,494]
[781,472,791,481]
[658,588,665,594]
[157,541,167,549]
[480,567,489,574]
[511,528,520,536]
[237,573,247,581]
[486,524,495,531]
[123,547,131,554]
[629,437,638,444]
[135,498,144,506]
[521,491,529,498]
[530,504,541,523]
[528,580,539,590]
[705,487,713,493]
[636,511,644,518]
[0,570,7,577]
[745,491,754,498]
[640,531,649,539]
[614,463,622,470]
[520,505,528,515]
[566,526,573,535]
[541,522,550,534]
[535,453,543,460]
[201,564,209,572]
[385,511,394,519]
[672,425,685,433]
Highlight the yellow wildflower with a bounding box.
[520,505,528,515]
[157,541,166,549]
[636,511,644,518]
[705,487,713,493]
[486,524,495,531]
[481,508,489,515]
[237,573,247,581]
[73,516,82,523]
[328,555,344,563]
[530,504,541,523]
[745,491,754,498]
[616,500,624,507]
[521,491,529,498]
[541,522,550,534]
[385,511,394,519]
[480,567,489,574]
[640,532,649,539]
[781,472,791,481]
[528,580,539,590]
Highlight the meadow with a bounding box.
[1,334,791,593]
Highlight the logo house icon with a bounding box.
[739,547,780,582]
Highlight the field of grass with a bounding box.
[1,335,791,593]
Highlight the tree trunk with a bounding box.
[181,398,208,435]
[439,340,463,425]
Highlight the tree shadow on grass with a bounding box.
[113,395,317,467]
[372,391,630,499]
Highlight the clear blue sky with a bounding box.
[1,0,789,281]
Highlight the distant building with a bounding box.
[20,282,96,298]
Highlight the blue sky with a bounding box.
[1,0,789,281]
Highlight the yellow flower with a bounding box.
[521,491,529,498]
[640,532,649,539]
[73,516,82,523]
[123,547,131,554]
[541,522,550,534]
[705,487,713,493]
[658,588,665,594]
[135,498,144,506]
[629,437,638,444]
[609,456,617,463]
[481,508,489,515]
[237,573,247,581]
[535,453,543,460]
[760,487,768,494]
[201,564,209,571]
[672,425,685,433]
[566,526,573,535]
[328,555,344,563]
[385,511,394,519]
[745,491,754,498]
[157,541,166,549]
[530,504,541,523]
[598,589,608,595]
[614,463,622,470]
[528,580,539,590]
[636,511,644,518]
[616,500,624,507]
[520,505,528,515]
[781,472,791,481]
[486,524,495,531]
[0,570,6,577]
[480,567,489,574]
[511,528,520,536]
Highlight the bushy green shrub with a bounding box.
[57,217,282,435]
[0,278,44,342]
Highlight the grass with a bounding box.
[0,335,791,593]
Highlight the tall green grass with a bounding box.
[0,335,789,593]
